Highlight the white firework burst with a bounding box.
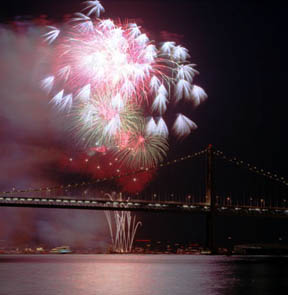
[40,0,208,168]
[150,76,161,93]
[155,117,169,138]
[160,41,176,55]
[152,91,168,114]
[176,64,199,82]
[173,45,190,61]
[175,79,192,101]
[146,117,157,136]
[191,85,208,106]
[173,114,197,137]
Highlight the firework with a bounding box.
[104,192,141,253]
[41,0,207,168]
[115,127,169,169]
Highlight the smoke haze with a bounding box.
[0,22,108,249]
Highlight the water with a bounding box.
[0,255,288,295]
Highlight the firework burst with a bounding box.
[41,0,207,168]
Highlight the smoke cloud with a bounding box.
[0,21,108,249]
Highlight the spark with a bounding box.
[76,84,91,101]
[58,66,71,81]
[71,13,94,32]
[152,91,168,114]
[175,79,192,101]
[129,23,141,38]
[160,41,176,54]
[61,93,73,111]
[146,117,157,136]
[150,76,161,93]
[83,0,105,17]
[144,44,157,62]
[99,19,115,30]
[104,192,142,253]
[51,90,64,106]
[190,85,208,106]
[155,117,169,138]
[173,114,197,137]
[43,26,60,44]
[176,64,199,82]
[173,45,190,61]
[41,76,54,93]
[136,33,149,45]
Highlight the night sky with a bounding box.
[0,0,287,249]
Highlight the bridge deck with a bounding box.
[1,196,288,218]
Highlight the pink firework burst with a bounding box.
[41,0,207,169]
[51,20,158,104]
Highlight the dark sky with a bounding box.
[0,0,287,248]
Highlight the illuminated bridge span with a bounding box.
[1,196,288,218]
[1,145,287,252]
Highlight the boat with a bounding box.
[50,246,72,254]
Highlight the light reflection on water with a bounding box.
[0,255,288,295]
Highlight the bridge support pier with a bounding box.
[206,144,216,254]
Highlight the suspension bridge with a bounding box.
[1,145,287,251]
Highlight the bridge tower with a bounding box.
[206,144,216,253]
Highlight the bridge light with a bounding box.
[109,162,112,166]
[85,159,88,162]
[69,158,73,162]
[133,178,137,182]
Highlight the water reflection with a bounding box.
[0,255,288,295]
